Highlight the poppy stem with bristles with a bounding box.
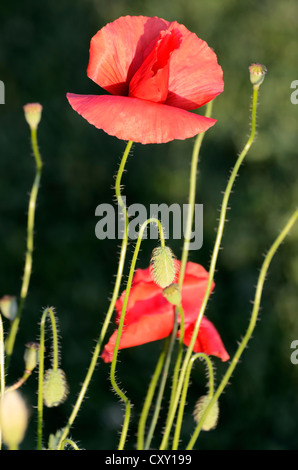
[160,86,259,450]
[56,140,133,450]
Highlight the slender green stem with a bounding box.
[178,100,213,289]
[137,338,169,450]
[5,127,43,370]
[56,141,133,450]
[144,315,177,450]
[0,315,5,450]
[167,304,185,413]
[187,209,298,449]
[110,217,165,450]
[172,353,214,449]
[37,307,59,450]
[160,86,260,450]
[159,101,213,450]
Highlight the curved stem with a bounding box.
[5,128,43,370]
[5,370,32,394]
[110,217,165,450]
[61,438,80,450]
[172,353,214,449]
[160,86,259,450]
[187,209,298,449]
[37,307,59,450]
[56,141,133,450]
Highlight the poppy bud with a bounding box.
[43,368,68,407]
[151,246,176,288]
[248,63,267,88]
[162,283,181,306]
[0,391,28,449]
[24,342,40,372]
[23,102,43,130]
[193,395,219,431]
[0,295,18,321]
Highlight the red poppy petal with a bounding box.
[101,310,174,363]
[166,22,224,110]
[182,317,229,362]
[115,282,164,319]
[131,267,153,285]
[66,93,216,144]
[129,29,182,103]
[177,262,214,324]
[184,261,210,279]
[87,16,170,96]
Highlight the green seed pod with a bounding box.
[0,391,28,449]
[162,283,181,306]
[151,246,176,288]
[23,103,43,130]
[24,342,40,372]
[0,295,18,321]
[43,368,68,408]
[193,395,219,431]
[248,63,267,88]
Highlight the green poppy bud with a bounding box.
[151,246,176,288]
[193,395,219,431]
[24,342,40,372]
[43,368,68,408]
[0,295,18,321]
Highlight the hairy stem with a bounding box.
[160,86,259,450]
[110,218,165,450]
[37,307,60,450]
[187,209,298,449]
[5,128,42,370]
[56,140,133,449]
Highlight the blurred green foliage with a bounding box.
[0,0,297,450]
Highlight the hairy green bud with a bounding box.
[193,395,219,431]
[43,369,68,408]
[151,246,176,288]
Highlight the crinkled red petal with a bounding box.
[182,317,230,362]
[101,310,174,363]
[66,93,216,144]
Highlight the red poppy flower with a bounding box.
[101,261,229,362]
[67,16,224,144]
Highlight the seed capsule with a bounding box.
[23,102,43,130]
[248,63,267,88]
[24,342,40,372]
[162,283,181,306]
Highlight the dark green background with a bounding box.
[0,0,297,450]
